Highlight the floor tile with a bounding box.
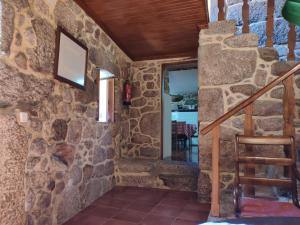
[113,209,146,223]
[178,209,208,221]
[159,198,189,208]
[88,205,120,218]
[63,187,210,225]
[127,200,157,213]
[93,197,132,209]
[184,202,210,212]
[150,205,182,218]
[240,197,300,217]
[103,219,140,225]
[141,214,174,225]
[172,218,199,225]
[76,215,109,225]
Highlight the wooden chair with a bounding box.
[172,121,187,151]
[234,135,300,217]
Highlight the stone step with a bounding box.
[116,159,198,192]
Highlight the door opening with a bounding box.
[161,61,198,164]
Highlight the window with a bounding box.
[98,69,115,123]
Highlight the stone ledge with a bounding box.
[203,21,236,35]
[116,159,198,192]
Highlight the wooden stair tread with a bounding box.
[240,176,292,187]
[237,135,293,145]
[238,156,293,166]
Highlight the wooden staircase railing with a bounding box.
[200,63,300,217]
[216,0,297,60]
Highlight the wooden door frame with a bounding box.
[160,60,198,160]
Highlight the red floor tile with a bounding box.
[184,202,211,212]
[88,205,120,218]
[150,205,182,218]
[103,219,139,225]
[113,209,146,223]
[127,200,157,213]
[172,218,199,225]
[241,197,300,217]
[178,209,208,221]
[63,187,209,225]
[141,214,174,225]
[159,198,189,208]
[93,197,132,209]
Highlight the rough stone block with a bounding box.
[271,61,299,76]
[253,100,283,116]
[140,112,160,139]
[159,174,197,192]
[224,33,258,48]
[117,159,155,173]
[1,1,14,55]
[258,47,279,61]
[204,21,236,35]
[256,118,283,131]
[199,88,224,122]
[230,84,257,96]
[270,87,284,99]
[200,44,257,85]
[0,62,53,105]
[28,17,55,73]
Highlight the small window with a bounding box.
[98,69,115,123]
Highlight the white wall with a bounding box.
[169,69,198,95]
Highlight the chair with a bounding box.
[172,121,187,151]
[233,135,300,217]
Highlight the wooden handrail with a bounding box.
[201,63,300,135]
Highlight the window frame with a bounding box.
[98,70,115,123]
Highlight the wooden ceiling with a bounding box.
[75,0,209,61]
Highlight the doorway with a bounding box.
[161,61,198,164]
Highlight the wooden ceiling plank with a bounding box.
[74,0,208,60]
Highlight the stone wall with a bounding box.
[121,58,196,160]
[0,0,131,225]
[115,159,198,192]
[198,20,300,215]
[225,0,300,60]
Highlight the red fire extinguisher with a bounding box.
[123,80,132,105]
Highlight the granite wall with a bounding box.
[198,20,300,215]
[225,0,300,60]
[0,0,131,225]
[115,159,199,192]
[120,59,197,160]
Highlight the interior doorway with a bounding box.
[161,61,198,164]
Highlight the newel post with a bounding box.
[211,125,220,217]
[283,76,295,176]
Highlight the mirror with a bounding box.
[54,27,88,90]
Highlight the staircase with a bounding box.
[200,0,300,218]
[200,63,300,217]
[234,135,300,216]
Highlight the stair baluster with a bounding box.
[242,0,249,33]
[201,63,300,217]
[266,0,275,47]
[244,104,255,197]
[211,125,221,217]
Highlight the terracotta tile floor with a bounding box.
[241,197,300,217]
[64,186,210,225]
